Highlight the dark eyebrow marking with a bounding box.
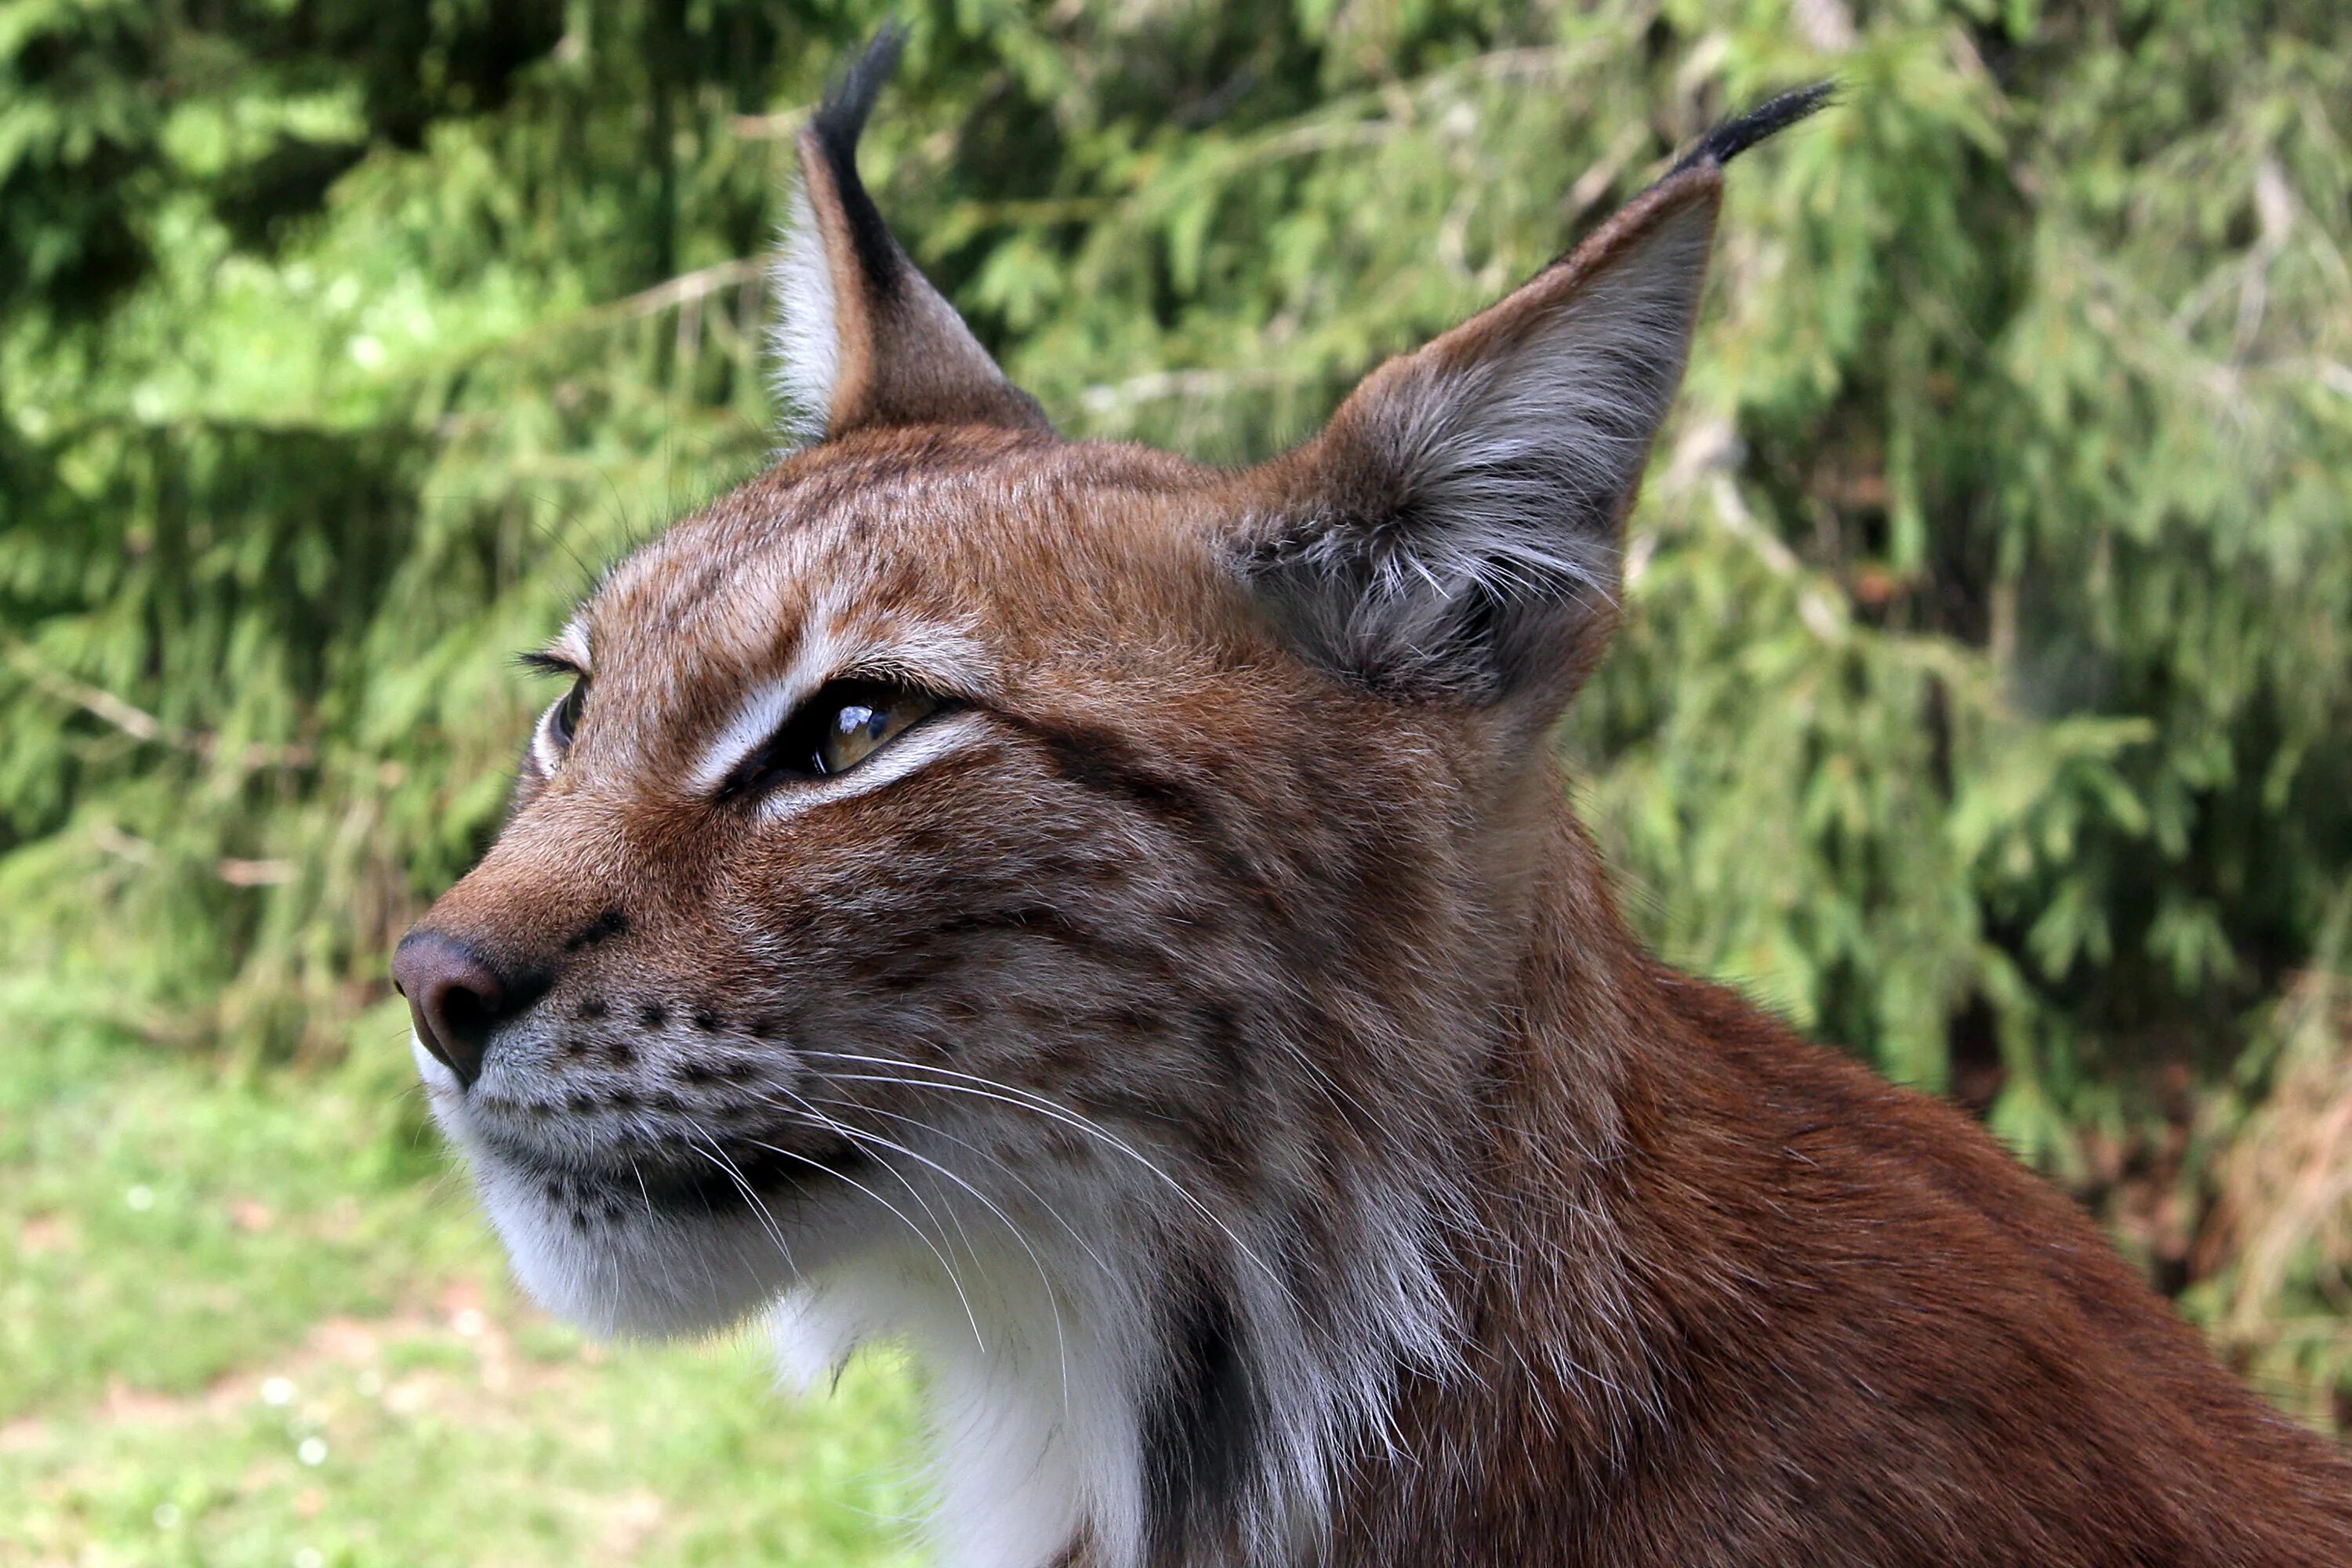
[1000,713,1210,828]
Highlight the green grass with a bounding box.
[1,1005,927,1567]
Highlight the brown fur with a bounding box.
[1333,812,2352,1565]
[397,45,2352,1568]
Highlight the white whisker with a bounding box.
[718,1119,990,1354]
[775,1085,1078,1406]
[797,1049,1294,1307]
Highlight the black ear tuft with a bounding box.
[1670,82,1835,176]
[807,26,909,304]
[769,24,1050,444]
[811,24,906,154]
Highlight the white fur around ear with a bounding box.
[1240,175,1723,705]
[768,176,842,449]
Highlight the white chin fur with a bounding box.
[422,1080,809,1338]
[470,1156,797,1338]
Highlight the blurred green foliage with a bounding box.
[4,0,2349,1407]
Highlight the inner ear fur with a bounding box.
[1229,85,1830,710]
[1235,167,1723,710]
[770,30,1050,446]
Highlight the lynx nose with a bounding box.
[393,930,512,1088]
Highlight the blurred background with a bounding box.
[4,0,2348,1562]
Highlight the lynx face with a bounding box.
[394,31,1818,1568]
[404,430,1486,1340]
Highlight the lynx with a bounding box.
[394,31,2352,1568]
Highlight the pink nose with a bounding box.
[391,931,510,1087]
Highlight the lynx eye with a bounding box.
[721,679,946,797]
[815,685,939,773]
[544,677,587,752]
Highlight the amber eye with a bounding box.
[545,677,587,752]
[722,679,946,798]
[814,686,938,774]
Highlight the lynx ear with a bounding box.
[1236,85,1830,708]
[769,30,1049,447]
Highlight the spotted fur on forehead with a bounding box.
[554,430,1269,791]
[592,434,1229,660]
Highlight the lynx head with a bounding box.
[394,32,1823,1566]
